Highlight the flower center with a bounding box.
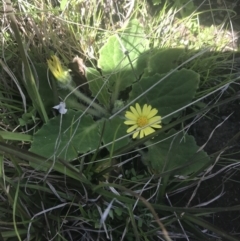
[137,116,148,127]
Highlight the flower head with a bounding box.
[124,103,162,139]
[47,55,72,86]
[53,102,67,114]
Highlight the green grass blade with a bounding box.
[0,131,32,142]
[0,141,91,185]
[13,180,22,241]
[4,0,48,123]
[183,213,240,241]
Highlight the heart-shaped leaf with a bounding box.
[142,129,209,176]
[129,69,200,123]
[98,19,149,92]
[30,110,100,168]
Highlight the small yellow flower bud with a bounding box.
[47,55,72,86]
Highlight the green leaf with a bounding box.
[174,0,196,18]
[30,110,100,164]
[86,67,110,107]
[142,129,209,175]
[58,88,81,110]
[60,0,68,10]
[0,131,32,142]
[147,48,185,75]
[152,0,162,5]
[114,207,123,216]
[18,106,37,126]
[129,69,200,123]
[98,19,149,92]
[36,63,55,113]
[37,63,80,112]
[102,117,130,152]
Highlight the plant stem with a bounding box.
[66,84,108,117]
[69,101,103,117]
[110,80,120,109]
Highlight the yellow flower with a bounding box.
[124,103,162,139]
[47,55,72,85]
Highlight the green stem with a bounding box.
[66,84,108,117]
[110,80,120,108]
[69,100,103,117]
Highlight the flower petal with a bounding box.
[47,55,72,84]
[149,116,161,125]
[125,111,137,121]
[124,104,162,138]
[132,131,139,139]
[142,104,151,116]
[143,127,155,136]
[147,105,152,114]
[124,120,137,125]
[135,103,142,116]
[139,130,145,139]
[53,102,68,114]
[127,125,138,133]
[147,108,158,119]
[129,105,139,118]
[151,124,162,128]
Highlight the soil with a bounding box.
[163,1,240,240]
[191,100,240,238]
[186,1,240,239]
[167,99,240,241]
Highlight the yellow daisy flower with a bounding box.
[124,103,162,139]
[47,55,72,85]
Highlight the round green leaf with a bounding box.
[98,19,149,92]
[147,48,185,75]
[129,69,200,123]
[142,129,209,176]
[30,110,100,163]
[102,117,130,152]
